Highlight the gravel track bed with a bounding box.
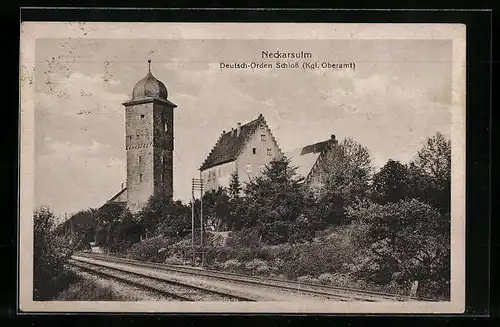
[69,259,253,301]
[79,253,411,301]
[73,254,371,301]
[67,266,173,301]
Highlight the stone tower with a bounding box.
[122,60,177,212]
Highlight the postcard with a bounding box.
[19,22,466,313]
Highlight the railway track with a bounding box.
[68,258,258,301]
[72,252,428,302]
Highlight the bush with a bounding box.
[281,228,359,279]
[222,259,242,272]
[297,275,317,283]
[317,273,335,285]
[345,198,450,299]
[163,256,185,265]
[33,208,75,300]
[125,236,174,261]
[244,258,270,275]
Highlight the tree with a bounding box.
[313,137,374,225]
[138,193,191,239]
[228,170,242,199]
[371,159,411,204]
[346,199,450,299]
[60,208,97,250]
[241,156,308,244]
[202,187,230,231]
[409,132,451,214]
[94,202,127,248]
[227,171,244,230]
[137,193,166,237]
[33,207,75,300]
[156,200,192,238]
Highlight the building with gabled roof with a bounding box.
[285,134,338,190]
[200,114,282,192]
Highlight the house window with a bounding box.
[259,164,265,171]
[261,134,266,142]
[138,174,143,183]
[138,155,142,163]
[246,163,252,174]
[252,148,257,155]
[139,114,145,120]
[136,133,140,139]
[267,148,272,156]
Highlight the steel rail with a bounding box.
[68,260,193,301]
[69,258,258,302]
[73,253,413,301]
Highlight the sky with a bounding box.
[34,38,452,216]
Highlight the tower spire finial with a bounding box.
[148,59,151,72]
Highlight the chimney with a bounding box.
[236,123,241,137]
[330,134,337,144]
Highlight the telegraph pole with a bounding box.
[199,171,204,266]
[191,187,195,266]
[192,177,204,266]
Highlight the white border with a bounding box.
[19,22,466,313]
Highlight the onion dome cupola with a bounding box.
[131,60,168,100]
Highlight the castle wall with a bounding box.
[200,121,282,193]
[236,123,281,185]
[201,161,236,192]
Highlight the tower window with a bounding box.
[138,155,142,163]
[252,148,257,154]
[246,163,252,174]
[138,174,143,183]
[260,134,266,142]
[267,149,272,156]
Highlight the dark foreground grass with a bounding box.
[49,269,127,301]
